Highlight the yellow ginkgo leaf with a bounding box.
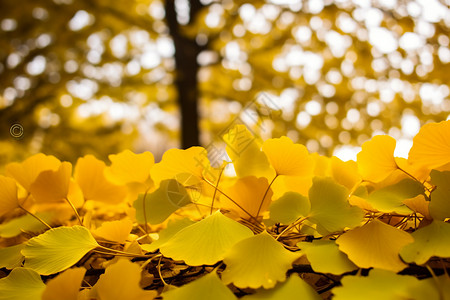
[330,157,361,190]
[0,175,19,217]
[269,192,310,224]
[0,244,25,269]
[357,135,398,183]
[41,268,86,300]
[298,240,358,275]
[162,272,237,300]
[104,150,154,185]
[403,195,431,219]
[0,211,56,238]
[5,153,61,191]
[29,162,72,203]
[336,219,413,272]
[241,273,321,300]
[74,155,127,204]
[92,219,133,244]
[95,259,157,300]
[160,211,253,266]
[0,268,46,300]
[22,225,99,275]
[408,120,450,170]
[332,268,438,300]
[222,176,273,220]
[262,136,314,177]
[400,220,450,265]
[223,124,275,179]
[222,231,302,289]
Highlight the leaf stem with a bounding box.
[64,197,83,226]
[255,174,278,218]
[157,255,168,286]
[95,245,151,258]
[18,204,52,230]
[210,166,225,215]
[276,217,307,240]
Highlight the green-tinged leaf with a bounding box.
[269,192,310,224]
[141,218,195,253]
[0,268,45,300]
[400,220,450,265]
[223,124,275,179]
[160,211,253,266]
[133,179,192,225]
[429,170,450,220]
[298,240,358,275]
[0,244,25,269]
[0,211,55,238]
[366,178,423,214]
[22,225,99,275]
[308,177,364,235]
[41,268,86,300]
[95,259,157,300]
[336,219,413,272]
[241,274,321,300]
[162,272,237,300]
[222,231,302,289]
[332,269,439,300]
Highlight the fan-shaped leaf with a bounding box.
[330,157,361,190]
[336,219,413,272]
[0,244,25,269]
[162,272,236,300]
[29,162,72,203]
[0,268,45,300]
[222,231,302,289]
[400,220,450,265]
[308,177,364,235]
[0,175,18,217]
[332,269,438,300]
[41,268,86,300]
[262,136,314,177]
[104,150,154,185]
[22,225,99,275]
[241,274,321,300]
[0,211,56,238]
[160,211,253,266]
[357,135,398,183]
[429,170,450,220]
[298,240,357,275]
[95,259,157,300]
[269,192,310,224]
[91,219,133,244]
[133,179,192,225]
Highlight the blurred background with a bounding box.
[1,0,449,166]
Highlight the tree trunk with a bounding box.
[164,0,203,148]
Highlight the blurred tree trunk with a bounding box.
[165,0,204,148]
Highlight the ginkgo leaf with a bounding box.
[336,219,413,272]
[429,170,450,220]
[0,211,55,238]
[262,136,314,177]
[330,156,361,190]
[104,150,154,185]
[0,268,46,300]
[308,177,364,235]
[5,153,61,191]
[222,231,302,289]
[298,240,358,275]
[0,244,25,269]
[0,175,18,217]
[160,211,253,266]
[221,176,273,220]
[162,272,237,300]
[29,162,72,203]
[141,218,195,253]
[421,276,450,300]
[95,259,157,300]
[357,135,398,183]
[332,268,438,300]
[400,220,450,265]
[41,268,86,300]
[241,274,321,300]
[269,192,310,224]
[133,179,192,225]
[408,120,450,170]
[366,178,423,214]
[92,219,133,243]
[22,225,99,275]
[223,124,275,179]
[74,155,127,204]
